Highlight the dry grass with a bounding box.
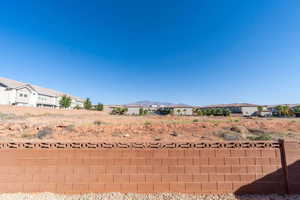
[0,105,300,142]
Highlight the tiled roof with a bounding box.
[201,103,259,108]
[0,77,84,101]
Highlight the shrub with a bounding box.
[193,119,199,123]
[247,135,272,141]
[139,108,148,116]
[21,133,34,139]
[223,109,231,116]
[157,107,173,115]
[93,121,102,126]
[193,108,203,116]
[111,107,128,115]
[95,103,104,111]
[65,124,76,131]
[144,121,151,126]
[198,108,231,117]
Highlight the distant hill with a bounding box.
[125,100,190,107]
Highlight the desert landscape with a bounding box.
[1,105,300,143]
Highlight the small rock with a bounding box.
[37,128,53,139]
[247,128,267,135]
[230,126,248,134]
[154,136,161,141]
[170,131,178,137]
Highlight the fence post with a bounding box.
[279,139,289,194]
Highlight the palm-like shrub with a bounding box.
[276,105,294,117]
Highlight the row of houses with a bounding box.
[107,103,299,117]
[0,77,85,108]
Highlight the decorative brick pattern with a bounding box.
[0,141,298,194]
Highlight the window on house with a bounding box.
[24,94,28,98]
[19,94,23,97]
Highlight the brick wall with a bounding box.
[0,142,297,194]
[284,141,300,194]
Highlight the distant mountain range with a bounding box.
[125,100,191,107]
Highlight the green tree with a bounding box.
[223,109,231,116]
[59,95,72,109]
[139,108,144,116]
[95,103,104,111]
[215,108,223,116]
[257,106,263,112]
[294,105,300,113]
[84,98,92,110]
[139,108,148,115]
[195,108,203,116]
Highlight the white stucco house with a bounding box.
[0,77,84,108]
[171,106,194,116]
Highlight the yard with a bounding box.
[1,105,300,142]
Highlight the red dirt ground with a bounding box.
[0,105,300,142]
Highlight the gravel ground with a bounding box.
[0,193,298,200]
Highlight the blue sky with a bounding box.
[0,0,299,105]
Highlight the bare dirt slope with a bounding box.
[0,105,300,142]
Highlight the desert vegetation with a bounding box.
[1,105,300,143]
[194,108,231,116]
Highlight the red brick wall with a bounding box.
[0,142,295,194]
[284,141,300,194]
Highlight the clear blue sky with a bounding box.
[0,0,299,105]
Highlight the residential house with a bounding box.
[125,105,142,115]
[0,77,84,108]
[171,106,194,116]
[201,103,259,116]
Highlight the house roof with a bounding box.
[201,103,259,108]
[168,105,195,108]
[267,104,300,109]
[125,105,144,108]
[0,77,84,101]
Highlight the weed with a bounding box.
[193,119,199,123]
[144,121,151,126]
[93,121,103,126]
[65,124,76,131]
[21,133,34,139]
[247,135,272,141]
[0,113,18,120]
